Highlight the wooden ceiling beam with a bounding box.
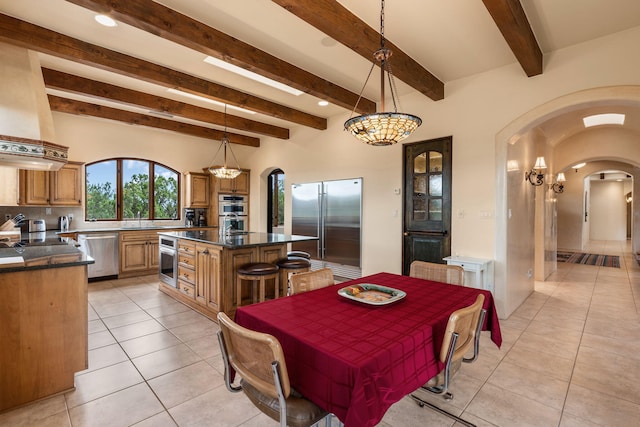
[272,0,444,101]
[48,95,261,147]
[0,13,326,130]
[65,0,376,115]
[482,0,543,77]
[42,68,289,140]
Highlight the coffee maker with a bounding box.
[184,208,196,227]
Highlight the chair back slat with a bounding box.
[289,268,334,295]
[409,261,464,286]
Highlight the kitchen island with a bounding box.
[0,236,94,412]
[157,230,317,320]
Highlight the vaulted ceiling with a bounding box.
[1,0,640,147]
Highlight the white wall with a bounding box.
[590,181,627,240]
[45,26,640,318]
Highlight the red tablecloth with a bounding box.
[234,272,502,427]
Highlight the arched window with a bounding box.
[85,158,180,221]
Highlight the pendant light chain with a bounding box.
[208,104,242,179]
[343,0,422,146]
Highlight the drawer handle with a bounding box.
[203,249,209,255]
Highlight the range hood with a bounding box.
[0,42,68,171]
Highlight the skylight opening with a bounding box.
[203,56,304,96]
[167,89,256,115]
[583,113,625,128]
[94,14,117,27]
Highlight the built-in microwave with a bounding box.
[218,194,248,215]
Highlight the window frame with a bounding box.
[85,157,181,221]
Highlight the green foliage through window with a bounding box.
[86,158,179,221]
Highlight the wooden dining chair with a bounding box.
[289,267,334,295]
[217,312,332,427]
[409,260,465,286]
[410,294,486,427]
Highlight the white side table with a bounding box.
[443,256,494,292]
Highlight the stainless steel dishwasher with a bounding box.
[77,232,119,280]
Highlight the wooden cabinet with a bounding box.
[185,172,210,208]
[19,162,83,206]
[0,166,19,205]
[50,162,83,205]
[177,240,196,299]
[0,265,88,412]
[216,169,249,194]
[119,230,159,277]
[196,243,222,311]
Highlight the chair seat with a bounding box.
[241,379,328,427]
[238,263,279,275]
[276,258,311,269]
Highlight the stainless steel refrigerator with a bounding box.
[291,178,362,270]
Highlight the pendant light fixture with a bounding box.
[208,105,242,179]
[344,0,422,146]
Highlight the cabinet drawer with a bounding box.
[178,280,195,298]
[178,253,195,268]
[178,265,196,284]
[178,241,196,255]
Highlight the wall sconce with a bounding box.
[550,172,566,193]
[525,156,547,186]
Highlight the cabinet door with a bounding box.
[148,240,159,269]
[195,244,209,305]
[50,163,82,206]
[20,170,49,205]
[206,246,221,311]
[185,172,210,208]
[120,240,149,273]
[0,167,19,206]
[217,170,249,194]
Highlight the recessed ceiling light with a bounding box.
[583,113,625,127]
[94,14,117,27]
[167,88,256,115]
[203,56,304,96]
[318,100,329,106]
[572,162,586,169]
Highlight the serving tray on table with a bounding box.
[338,284,406,305]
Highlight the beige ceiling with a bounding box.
[1,0,640,145]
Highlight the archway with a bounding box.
[495,85,640,317]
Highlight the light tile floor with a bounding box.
[1,240,639,426]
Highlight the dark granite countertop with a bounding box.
[158,230,318,248]
[64,225,217,234]
[0,231,94,273]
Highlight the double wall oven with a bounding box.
[159,235,178,288]
[219,194,248,232]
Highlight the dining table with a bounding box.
[234,272,502,427]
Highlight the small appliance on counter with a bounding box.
[58,216,69,232]
[184,208,196,227]
[197,210,207,227]
[28,219,46,233]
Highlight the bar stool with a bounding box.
[287,251,311,260]
[236,263,279,307]
[276,256,311,296]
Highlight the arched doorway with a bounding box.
[267,169,285,233]
[494,85,640,317]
